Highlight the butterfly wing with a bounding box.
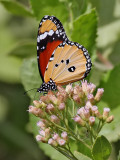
[37,15,68,81]
[44,41,92,85]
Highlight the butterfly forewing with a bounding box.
[44,41,91,85]
[37,15,68,81]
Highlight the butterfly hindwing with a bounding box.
[44,41,92,85]
[37,15,68,81]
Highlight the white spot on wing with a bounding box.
[37,36,40,43]
[40,32,48,40]
[48,30,54,36]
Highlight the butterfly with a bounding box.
[37,15,92,93]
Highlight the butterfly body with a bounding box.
[37,15,92,93]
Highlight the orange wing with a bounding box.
[37,15,68,81]
[44,41,92,85]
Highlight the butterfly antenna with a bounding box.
[24,88,38,95]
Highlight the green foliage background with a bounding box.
[0,0,120,160]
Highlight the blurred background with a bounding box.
[0,0,120,160]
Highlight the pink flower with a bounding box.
[46,104,55,111]
[58,139,66,146]
[73,115,86,126]
[50,115,60,124]
[95,88,104,101]
[37,121,45,129]
[61,132,68,140]
[52,133,59,140]
[58,103,65,110]
[89,116,95,126]
[103,108,110,120]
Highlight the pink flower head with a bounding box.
[95,88,104,101]
[61,132,68,140]
[37,121,45,129]
[85,101,92,110]
[53,133,59,140]
[46,104,54,111]
[73,95,80,103]
[36,135,42,141]
[82,80,88,94]
[103,108,110,120]
[65,84,73,93]
[73,85,82,95]
[48,138,54,145]
[58,103,65,110]
[106,115,114,123]
[87,83,96,94]
[50,115,60,124]
[39,130,45,137]
[58,139,66,146]
[73,115,86,126]
[48,95,58,105]
[89,116,95,125]
[48,138,58,146]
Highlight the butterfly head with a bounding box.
[37,79,57,93]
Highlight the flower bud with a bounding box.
[73,85,82,95]
[57,85,66,93]
[57,92,67,102]
[58,103,65,110]
[61,132,68,140]
[50,115,60,124]
[33,100,46,108]
[87,94,94,103]
[48,138,58,146]
[91,106,98,115]
[89,116,95,126]
[36,135,42,141]
[37,121,46,129]
[103,108,110,120]
[46,104,55,112]
[95,88,104,101]
[28,106,44,117]
[52,133,59,140]
[87,83,96,94]
[40,95,50,104]
[39,130,45,137]
[65,84,73,94]
[45,128,51,138]
[77,107,90,121]
[58,139,66,146]
[82,80,88,94]
[73,115,86,126]
[106,115,114,123]
[36,135,46,142]
[85,101,92,110]
[48,95,59,105]
[94,110,102,119]
[73,95,80,103]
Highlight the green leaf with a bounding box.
[109,39,120,66]
[30,114,68,160]
[74,151,92,160]
[30,0,68,22]
[92,136,112,160]
[71,9,98,55]
[0,0,33,17]
[9,40,36,59]
[69,138,92,159]
[20,57,42,99]
[99,64,120,109]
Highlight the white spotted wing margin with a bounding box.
[44,41,92,85]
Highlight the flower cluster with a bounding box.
[28,80,114,155]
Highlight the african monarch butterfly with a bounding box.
[37,15,92,92]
